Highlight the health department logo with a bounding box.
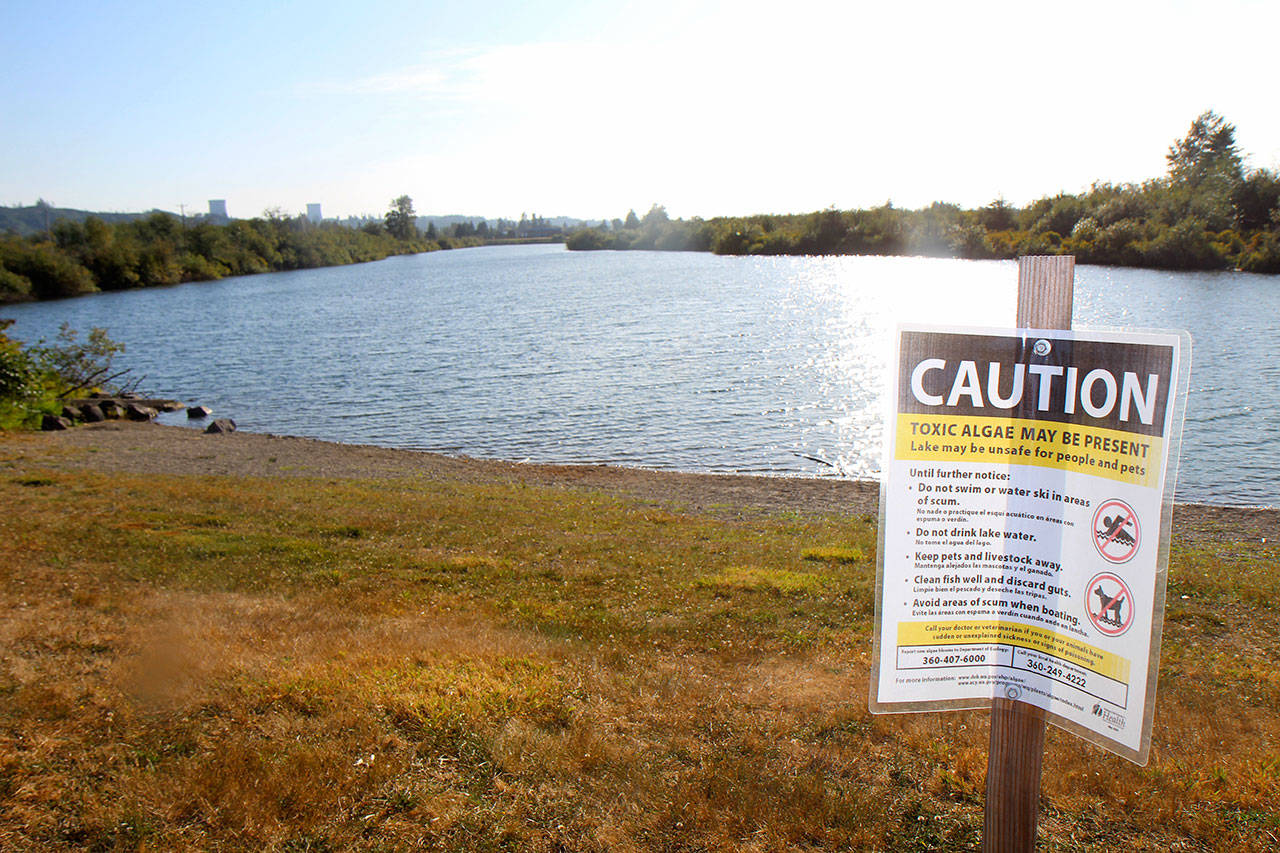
[1092,703,1127,730]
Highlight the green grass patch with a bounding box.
[800,545,866,564]
[1,452,1277,851]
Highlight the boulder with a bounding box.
[205,418,237,434]
[187,405,212,419]
[61,405,82,421]
[125,403,158,421]
[99,401,122,418]
[159,401,184,412]
[41,414,72,431]
[80,403,105,423]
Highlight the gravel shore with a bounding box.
[4,421,1275,546]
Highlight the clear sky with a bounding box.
[3,0,1278,222]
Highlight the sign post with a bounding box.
[870,256,1189,851]
[987,256,1072,852]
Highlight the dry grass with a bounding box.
[1,453,1277,851]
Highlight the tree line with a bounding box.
[567,112,1280,274]
[0,196,481,303]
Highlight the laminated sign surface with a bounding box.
[871,325,1188,764]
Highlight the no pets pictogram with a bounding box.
[1086,572,1134,636]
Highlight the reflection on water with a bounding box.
[2,244,1274,506]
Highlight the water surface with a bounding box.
[3,245,1275,506]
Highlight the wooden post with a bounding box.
[982,255,1075,852]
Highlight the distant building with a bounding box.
[306,203,322,224]
[208,199,228,222]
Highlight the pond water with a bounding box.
[3,244,1275,507]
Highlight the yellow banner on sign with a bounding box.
[897,620,1130,682]
[895,413,1163,487]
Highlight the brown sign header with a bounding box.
[898,330,1175,437]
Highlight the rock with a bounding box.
[205,418,236,434]
[61,405,82,421]
[99,401,122,418]
[125,403,158,421]
[81,403,105,423]
[187,405,212,419]
[120,391,141,400]
[41,414,72,431]
[159,401,184,412]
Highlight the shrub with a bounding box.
[0,320,37,401]
[0,319,46,428]
[565,229,608,251]
[0,265,32,301]
[0,240,96,299]
[0,322,136,429]
[1139,219,1227,271]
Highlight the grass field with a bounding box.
[1,440,1278,850]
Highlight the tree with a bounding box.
[1164,111,1243,229]
[385,195,417,241]
[977,198,1016,232]
[642,204,669,227]
[623,209,641,229]
[1231,168,1280,230]
[1167,111,1243,189]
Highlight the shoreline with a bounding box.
[4,420,1276,546]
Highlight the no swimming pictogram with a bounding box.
[1086,572,1135,636]
[1093,498,1140,564]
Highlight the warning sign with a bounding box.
[871,325,1188,765]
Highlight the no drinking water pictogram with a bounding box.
[1093,498,1141,564]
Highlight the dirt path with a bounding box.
[3,421,1274,545]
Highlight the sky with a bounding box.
[3,0,1279,222]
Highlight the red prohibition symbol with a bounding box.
[1086,572,1134,636]
[1093,498,1140,564]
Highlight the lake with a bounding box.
[2,244,1275,507]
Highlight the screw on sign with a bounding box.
[1093,498,1141,564]
[1086,572,1134,636]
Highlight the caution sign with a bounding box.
[871,325,1189,765]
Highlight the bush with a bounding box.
[30,323,130,397]
[0,319,47,428]
[566,229,608,251]
[0,241,96,299]
[1139,219,1226,271]
[1237,233,1280,273]
[0,265,32,301]
[0,322,135,429]
[0,320,37,401]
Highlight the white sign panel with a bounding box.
[871,325,1189,764]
